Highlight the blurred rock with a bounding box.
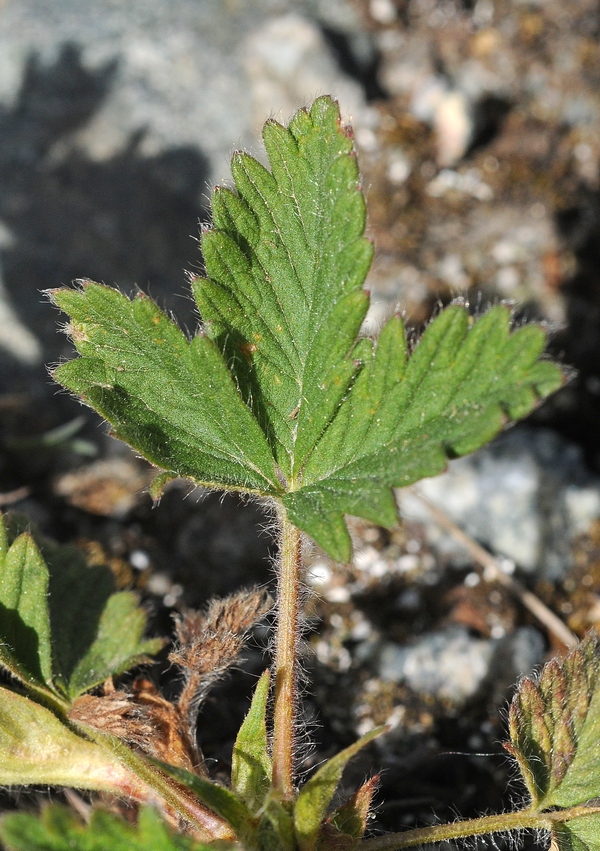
[398,427,600,579]
[243,13,374,141]
[378,626,494,704]
[375,623,544,707]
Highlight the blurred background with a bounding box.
[1,0,600,839]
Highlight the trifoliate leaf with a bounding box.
[0,686,145,792]
[294,726,385,851]
[0,514,54,693]
[0,805,218,851]
[51,96,564,562]
[231,669,272,812]
[505,631,600,809]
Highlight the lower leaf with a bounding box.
[0,686,147,794]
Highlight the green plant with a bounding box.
[0,95,597,851]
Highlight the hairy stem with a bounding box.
[272,506,303,801]
[359,806,600,851]
[73,723,235,842]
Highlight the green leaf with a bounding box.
[0,805,219,851]
[0,512,163,701]
[231,669,272,811]
[554,814,600,851]
[51,284,279,496]
[66,590,163,698]
[294,726,385,851]
[0,686,145,792]
[506,631,600,809]
[195,95,373,479]
[51,96,565,563]
[153,760,258,848]
[282,304,564,561]
[0,514,54,692]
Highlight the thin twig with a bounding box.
[407,487,578,650]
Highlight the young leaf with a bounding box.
[45,543,117,694]
[323,775,379,847]
[506,631,600,809]
[294,726,385,851]
[51,96,565,563]
[66,590,163,697]
[0,512,163,700]
[0,805,220,851]
[0,686,147,793]
[0,514,55,693]
[231,669,272,812]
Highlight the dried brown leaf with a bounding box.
[169,588,271,739]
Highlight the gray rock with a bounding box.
[0,0,369,376]
[377,624,545,707]
[398,427,600,580]
[379,626,494,704]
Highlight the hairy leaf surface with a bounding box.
[506,632,600,809]
[554,815,600,851]
[294,726,384,851]
[232,669,272,812]
[195,95,372,477]
[0,516,54,692]
[0,686,144,791]
[51,285,279,495]
[0,513,162,701]
[283,304,563,560]
[51,96,564,562]
[0,805,216,851]
[67,590,163,697]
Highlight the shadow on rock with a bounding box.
[0,42,210,396]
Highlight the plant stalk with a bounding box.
[272,506,303,801]
[359,806,600,851]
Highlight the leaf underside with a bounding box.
[506,631,600,810]
[50,95,564,562]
